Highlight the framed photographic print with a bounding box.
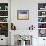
[17,10,29,20]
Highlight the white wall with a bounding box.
[10,0,46,46]
[11,0,46,30]
[11,0,38,30]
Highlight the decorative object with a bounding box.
[5,6,8,10]
[11,23,16,30]
[38,17,46,22]
[38,23,46,28]
[0,17,8,22]
[15,35,32,46]
[40,8,44,10]
[42,12,45,15]
[38,3,46,37]
[39,29,46,37]
[0,23,8,37]
[17,10,29,20]
[0,11,8,16]
[0,6,1,10]
[0,3,8,10]
[29,25,35,30]
[38,3,46,10]
[17,40,21,45]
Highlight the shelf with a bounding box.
[38,28,46,29]
[0,16,8,17]
[38,15,46,17]
[0,10,8,11]
[38,10,46,11]
[38,22,46,23]
[0,22,8,23]
[38,37,46,39]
